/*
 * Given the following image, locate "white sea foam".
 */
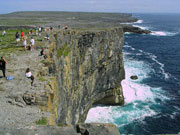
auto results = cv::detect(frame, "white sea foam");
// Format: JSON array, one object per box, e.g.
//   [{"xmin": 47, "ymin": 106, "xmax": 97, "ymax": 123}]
[
  {"xmin": 125, "ymin": 32, "xmax": 132, "ymax": 35},
  {"xmin": 146, "ymin": 52, "xmax": 170, "ymax": 79},
  {"xmin": 121, "ymin": 19, "xmax": 144, "ymax": 25},
  {"xmin": 151, "ymin": 31, "xmax": 177, "ymax": 36},
  {"xmin": 132, "ymin": 24, "xmax": 150, "ymax": 30},
  {"xmin": 135, "ymin": 20, "xmax": 144, "ymax": 24},
  {"xmin": 86, "ymin": 56, "xmax": 169, "ymax": 127}
]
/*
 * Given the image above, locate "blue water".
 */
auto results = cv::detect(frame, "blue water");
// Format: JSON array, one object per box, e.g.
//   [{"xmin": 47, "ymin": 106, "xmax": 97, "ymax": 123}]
[{"xmin": 86, "ymin": 13, "xmax": 180, "ymax": 134}]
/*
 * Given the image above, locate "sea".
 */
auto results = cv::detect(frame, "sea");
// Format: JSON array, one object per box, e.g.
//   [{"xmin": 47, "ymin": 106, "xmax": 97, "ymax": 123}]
[{"xmin": 86, "ymin": 13, "xmax": 180, "ymax": 134}]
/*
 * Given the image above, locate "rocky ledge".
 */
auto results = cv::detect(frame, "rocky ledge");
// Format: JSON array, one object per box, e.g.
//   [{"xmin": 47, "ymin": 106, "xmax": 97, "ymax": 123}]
[
  {"xmin": 123, "ymin": 25, "xmax": 151, "ymax": 34},
  {"xmin": 0, "ymin": 123, "xmax": 119, "ymax": 135}
]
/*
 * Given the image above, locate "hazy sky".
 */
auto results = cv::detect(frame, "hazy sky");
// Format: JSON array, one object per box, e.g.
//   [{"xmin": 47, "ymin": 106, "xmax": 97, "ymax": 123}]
[{"xmin": 0, "ymin": 0, "xmax": 180, "ymax": 14}]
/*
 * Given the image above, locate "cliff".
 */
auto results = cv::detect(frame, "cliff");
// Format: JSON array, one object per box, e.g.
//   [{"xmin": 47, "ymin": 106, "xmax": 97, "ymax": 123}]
[{"xmin": 54, "ymin": 27, "xmax": 125, "ymax": 125}]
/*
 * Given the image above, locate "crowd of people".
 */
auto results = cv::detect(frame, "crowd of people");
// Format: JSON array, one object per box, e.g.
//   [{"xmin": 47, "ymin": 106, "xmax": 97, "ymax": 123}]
[{"xmin": 0, "ymin": 24, "xmax": 69, "ymax": 85}]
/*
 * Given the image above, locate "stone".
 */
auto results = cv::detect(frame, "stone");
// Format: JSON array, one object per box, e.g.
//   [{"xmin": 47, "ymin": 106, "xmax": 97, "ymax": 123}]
[
  {"xmin": 130, "ymin": 75, "xmax": 138, "ymax": 80},
  {"xmin": 123, "ymin": 25, "xmax": 151, "ymax": 34},
  {"xmin": 23, "ymin": 92, "xmax": 36, "ymax": 105},
  {"xmin": 76, "ymin": 123, "xmax": 120, "ymax": 135},
  {"xmin": 55, "ymin": 28, "xmax": 125, "ymax": 125},
  {"xmin": 22, "ymin": 91, "xmax": 48, "ymax": 106},
  {"xmin": 0, "ymin": 126, "xmax": 81, "ymax": 135}
]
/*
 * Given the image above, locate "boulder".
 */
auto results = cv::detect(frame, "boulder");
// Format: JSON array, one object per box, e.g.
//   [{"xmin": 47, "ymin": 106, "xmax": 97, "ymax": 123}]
[{"xmin": 130, "ymin": 75, "xmax": 138, "ymax": 80}]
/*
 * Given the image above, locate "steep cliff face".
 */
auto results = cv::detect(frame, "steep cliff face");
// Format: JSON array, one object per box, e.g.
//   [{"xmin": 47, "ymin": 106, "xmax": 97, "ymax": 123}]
[{"xmin": 55, "ymin": 28, "xmax": 125, "ymax": 125}]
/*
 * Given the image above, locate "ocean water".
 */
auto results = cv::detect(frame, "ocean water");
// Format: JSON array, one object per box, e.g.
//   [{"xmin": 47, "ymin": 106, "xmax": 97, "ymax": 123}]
[{"xmin": 86, "ymin": 13, "xmax": 180, "ymax": 134}]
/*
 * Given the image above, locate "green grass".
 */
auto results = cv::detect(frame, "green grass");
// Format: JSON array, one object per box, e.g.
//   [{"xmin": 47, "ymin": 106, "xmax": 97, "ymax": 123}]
[
  {"xmin": 39, "ymin": 76, "xmax": 46, "ymax": 82},
  {"xmin": 0, "ymin": 29, "xmax": 48, "ymax": 56},
  {"xmin": 57, "ymin": 43, "xmax": 71, "ymax": 58},
  {"xmin": 36, "ymin": 117, "xmax": 48, "ymax": 125}
]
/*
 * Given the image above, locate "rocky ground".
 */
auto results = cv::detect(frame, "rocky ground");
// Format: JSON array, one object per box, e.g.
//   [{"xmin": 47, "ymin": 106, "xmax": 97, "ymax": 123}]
[{"xmin": 0, "ymin": 31, "xmax": 55, "ymax": 128}]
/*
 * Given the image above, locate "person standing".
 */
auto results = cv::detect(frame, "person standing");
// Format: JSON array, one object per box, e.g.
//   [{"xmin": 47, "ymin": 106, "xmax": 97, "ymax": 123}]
[
  {"xmin": 22, "ymin": 37, "xmax": 27, "ymax": 50},
  {"xmin": 21, "ymin": 31, "xmax": 24, "ymax": 40},
  {"xmin": 0, "ymin": 56, "xmax": 7, "ymax": 78},
  {"xmin": 15, "ymin": 32, "xmax": 20, "ymax": 44},
  {"xmin": 25, "ymin": 68, "xmax": 34, "ymax": 86},
  {"xmin": 38, "ymin": 26, "xmax": 42, "ymax": 35},
  {"xmin": 2, "ymin": 30, "xmax": 6, "ymax": 36},
  {"xmin": 30, "ymin": 37, "xmax": 35, "ymax": 51}
]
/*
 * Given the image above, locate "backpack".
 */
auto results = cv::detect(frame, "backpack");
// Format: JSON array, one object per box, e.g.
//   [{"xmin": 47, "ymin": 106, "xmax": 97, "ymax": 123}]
[{"xmin": 6, "ymin": 76, "xmax": 14, "ymax": 80}]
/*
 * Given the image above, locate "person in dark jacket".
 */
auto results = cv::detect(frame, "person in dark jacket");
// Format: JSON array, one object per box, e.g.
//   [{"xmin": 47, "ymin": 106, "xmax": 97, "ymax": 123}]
[
  {"xmin": 0, "ymin": 56, "xmax": 7, "ymax": 78},
  {"xmin": 15, "ymin": 32, "xmax": 20, "ymax": 43}
]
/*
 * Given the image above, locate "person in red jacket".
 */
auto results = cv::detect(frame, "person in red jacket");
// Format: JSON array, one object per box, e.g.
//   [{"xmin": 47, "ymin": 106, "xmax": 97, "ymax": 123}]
[{"xmin": 21, "ymin": 31, "xmax": 24, "ymax": 38}]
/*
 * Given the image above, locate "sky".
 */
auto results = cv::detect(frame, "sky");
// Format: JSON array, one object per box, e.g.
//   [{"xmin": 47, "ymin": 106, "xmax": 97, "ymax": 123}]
[{"xmin": 0, "ymin": 0, "xmax": 180, "ymax": 14}]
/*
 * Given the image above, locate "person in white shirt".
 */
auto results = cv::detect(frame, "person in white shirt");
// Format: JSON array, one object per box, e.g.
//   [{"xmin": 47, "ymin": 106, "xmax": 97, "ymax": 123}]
[
  {"xmin": 2, "ymin": 30, "xmax": 6, "ymax": 36},
  {"xmin": 25, "ymin": 68, "xmax": 34, "ymax": 86},
  {"xmin": 30, "ymin": 37, "xmax": 35, "ymax": 51}
]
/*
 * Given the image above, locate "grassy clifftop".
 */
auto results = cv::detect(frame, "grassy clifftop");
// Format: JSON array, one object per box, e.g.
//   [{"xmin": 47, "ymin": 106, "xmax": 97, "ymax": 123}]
[{"xmin": 0, "ymin": 11, "xmax": 137, "ymax": 28}]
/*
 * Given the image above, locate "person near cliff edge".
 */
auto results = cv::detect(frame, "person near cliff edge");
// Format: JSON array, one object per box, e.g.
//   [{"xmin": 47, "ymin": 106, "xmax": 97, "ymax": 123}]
[
  {"xmin": 2, "ymin": 30, "xmax": 6, "ymax": 36},
  {"xmin": 25, "ymin": 68, "xmax": 34, "ymax": 86},
  {"xmin": 21, "ymin": 31, "xmax": 24, "ymax": 39},
  {"xmin": 0, "ymin": 56, "xmax": 7, "ymax": 78},
  {"xmin": 15, "ymin": 32, "xmax": 20, "ymax": 44},
  {"xmin": 30, "ymin": 37, "xmax": 35, "ymax": 51}
]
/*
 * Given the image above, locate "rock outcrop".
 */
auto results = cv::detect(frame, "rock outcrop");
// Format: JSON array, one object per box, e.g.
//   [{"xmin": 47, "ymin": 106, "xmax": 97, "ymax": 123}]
[
  {"xmin": 0, "ymin": 126, "xmax": 81, "ymax": 135},
  {"xmin": 130, "ymin": 75, "xmax": 138, "ymax": 80},
  {"xmin": 77, "ymin": 123, "xmax": 120, "ymax": 135},
  {"xmin": 54, "ymin": 28, "xmax": 125, "ymax": 125},
  {"xmin": 123, "ymin": 25, "xmax": 151, "ymax": 34}
]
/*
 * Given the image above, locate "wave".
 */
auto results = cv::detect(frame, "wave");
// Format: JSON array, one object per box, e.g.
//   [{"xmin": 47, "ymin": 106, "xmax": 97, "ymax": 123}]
[
  {"xmin": 86, "ymin": 104, "xmax": 157, "ymax": 128},
  {"xmin": 135, "ymin": 20, "xmax": 144, "ymax": 24},
  {"xmin": 146, "ymin": 52, "xmax": 170, "ymax": 80},
  {"xmin": 124, "ymin": 45, "xmax": 171, "ymax": 80},
  {"xmin": 132, "ymin": 24, "xmax": 150, "ymax": 30},
  {"xmin": 86, "ymin": 57, "xmax": 169, "ymax": 130},
  {"xmin": 132, "ymin": 24, "xmax": 178, "ymax": 37},
  {"xmin": 120, "ymin": 19, "xmax": 144, "ymax": 25},
  {"xmin": 124, "ymin": 44, "xmax": 170, "ymax": 80},
  {"xmin": 151, "ymin": 31, "xmax": 178, "ymax": 36}
]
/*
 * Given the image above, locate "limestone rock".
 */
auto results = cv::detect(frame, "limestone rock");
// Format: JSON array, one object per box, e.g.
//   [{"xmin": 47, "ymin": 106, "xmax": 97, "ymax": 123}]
[
  {"xmin": 23, "ymin": 91, "xmax": 48, "ymax": 106},
  {"xmin": 77, "ymin": 123, "xmax": 120, "ymax": 135},
  {"xmin": 123, "ymin": 25, "xmax": 151, "ymax": 34},
  {"xmin": 0, "ymin": 126, "xmax": 81, "ymax": 135},
  {"xmin": 55, "ymin": 28, "xmax": 125, "ymax": 125}
]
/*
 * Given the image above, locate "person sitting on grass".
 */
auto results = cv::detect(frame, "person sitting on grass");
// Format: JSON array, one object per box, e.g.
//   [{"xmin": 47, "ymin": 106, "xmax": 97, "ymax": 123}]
[
  {"xmin": 40, "ymin": 48, "xmax": 48, "ymax": 59},
  {"xmin": 44, "ymin": 34, "xmax": 50, "ymax": 40},
  {"xmin": 0, "ymin": 56, "xmax": 7, "ymax": 78},
  {"xmin": 25, "ymin": 68, "xmax": 34, "ymax": 86}
]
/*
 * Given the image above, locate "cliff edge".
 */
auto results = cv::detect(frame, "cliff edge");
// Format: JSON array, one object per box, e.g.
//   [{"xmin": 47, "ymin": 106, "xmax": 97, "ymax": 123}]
[{"xmin": 54, "ymin": 27, "xmax": 125, "ymax": 125}]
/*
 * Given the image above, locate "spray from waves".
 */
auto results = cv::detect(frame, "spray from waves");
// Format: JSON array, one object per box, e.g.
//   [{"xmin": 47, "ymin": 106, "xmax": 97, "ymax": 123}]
[
  {"xmin": 150, "ymin": 31, "xmax": 178, "ymax": 36},
  {"xmin": 132, "ymin": 24, "xmax": 150, "ymax": 30},
  {"xmin": 121, "ymin": 19, "xmax": 144, "ymax": 25},
  {"xmin": 132, "ymin": 24, "xmax": 178, "ymax": 36},
  {"xmin": 135, "ymin": 20, "xmax": 144, "ymax": 24},
  {"xmin": 86, "ymin": 56, "xmax": 169, "ymax": 130}
]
